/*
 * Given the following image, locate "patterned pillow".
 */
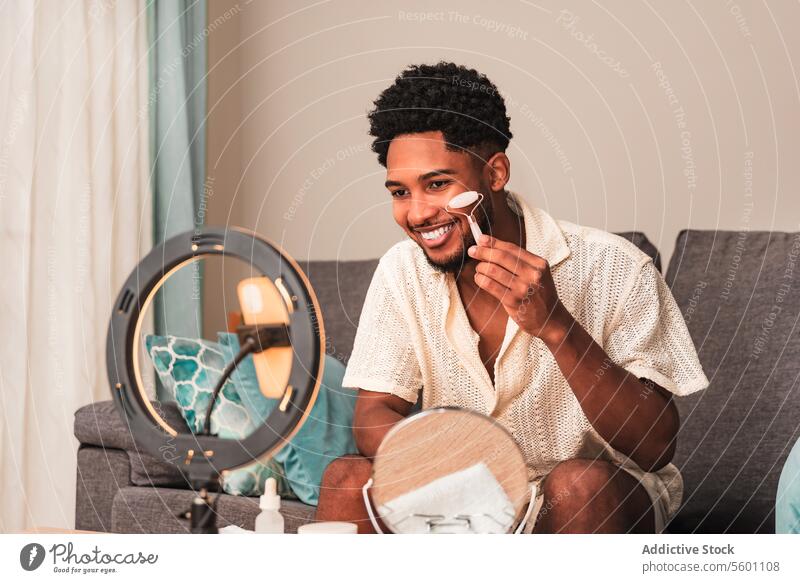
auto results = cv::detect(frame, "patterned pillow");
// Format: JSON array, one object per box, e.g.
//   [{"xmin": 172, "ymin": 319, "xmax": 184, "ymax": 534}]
[{"xmin": 143, "ymin": 334, "xmax": 295, "ymax": 499}]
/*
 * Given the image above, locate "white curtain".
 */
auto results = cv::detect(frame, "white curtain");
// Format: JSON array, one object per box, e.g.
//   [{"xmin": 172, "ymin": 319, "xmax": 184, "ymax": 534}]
[{"xmin": 0, "ymin": 1, "xmax": 152, "ymax": 532}]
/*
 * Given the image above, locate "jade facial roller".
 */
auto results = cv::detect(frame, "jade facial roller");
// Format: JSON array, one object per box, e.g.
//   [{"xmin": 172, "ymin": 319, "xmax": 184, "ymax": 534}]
[{"xmin": 446, "ymin": 190, "xmax": 485, "ymax": 243}]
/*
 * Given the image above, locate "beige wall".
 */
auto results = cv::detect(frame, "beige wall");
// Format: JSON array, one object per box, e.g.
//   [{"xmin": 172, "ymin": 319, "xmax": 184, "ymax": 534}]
[
  {"xmin": 205, "ymin": 0, "xmax": 245, "ymax": 335},
  {"xmin": 205, "ymin": 0, "xmax": 799, "ymax": 330}
]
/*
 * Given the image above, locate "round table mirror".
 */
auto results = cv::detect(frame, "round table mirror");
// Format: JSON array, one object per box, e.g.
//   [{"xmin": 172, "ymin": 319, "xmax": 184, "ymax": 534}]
[{"xmin": 370, "ymin": 407, "xmax": 532, "ymax": 534}]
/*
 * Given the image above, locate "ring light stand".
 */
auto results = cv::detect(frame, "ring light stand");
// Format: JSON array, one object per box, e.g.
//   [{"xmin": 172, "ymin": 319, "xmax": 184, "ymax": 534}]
[{"xmin": 106, "ymin": 227, "xmax": 325, "ymax": 533}]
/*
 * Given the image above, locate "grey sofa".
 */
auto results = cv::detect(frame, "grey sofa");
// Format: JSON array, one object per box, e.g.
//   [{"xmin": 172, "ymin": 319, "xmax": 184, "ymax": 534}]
[{"xmin": 74, "ymin": 229, "xmax": 800, "ymax": 533}]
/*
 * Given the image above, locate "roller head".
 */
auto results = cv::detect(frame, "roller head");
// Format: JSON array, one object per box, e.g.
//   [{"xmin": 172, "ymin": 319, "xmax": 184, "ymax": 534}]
[{"xmin": 447, "ymin": 190, "xmax": 481, "ymax": 209}]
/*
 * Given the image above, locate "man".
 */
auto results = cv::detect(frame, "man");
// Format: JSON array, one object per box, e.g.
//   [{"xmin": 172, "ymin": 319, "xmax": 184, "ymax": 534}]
[{"xmin": 315, "ymin": 62, "xmax": 708, "ymax": 533}]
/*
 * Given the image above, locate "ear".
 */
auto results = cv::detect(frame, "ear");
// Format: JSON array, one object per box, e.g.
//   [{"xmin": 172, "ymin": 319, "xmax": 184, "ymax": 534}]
[{"xmin": 484, "ymin": 152, "xmax": 510, "ymax": 193}]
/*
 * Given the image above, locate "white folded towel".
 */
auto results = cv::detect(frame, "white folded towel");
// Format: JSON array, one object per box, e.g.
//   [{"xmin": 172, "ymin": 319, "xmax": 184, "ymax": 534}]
[{"xmin": 377, "ymin": 462, "xmax": 517, "ymax": 533}]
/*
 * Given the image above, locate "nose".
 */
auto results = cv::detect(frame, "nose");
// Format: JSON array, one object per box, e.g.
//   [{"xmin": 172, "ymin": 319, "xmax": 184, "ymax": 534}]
[{"xmin": 407, "ymin": 194, "xmax": 443, "ymax": 227}]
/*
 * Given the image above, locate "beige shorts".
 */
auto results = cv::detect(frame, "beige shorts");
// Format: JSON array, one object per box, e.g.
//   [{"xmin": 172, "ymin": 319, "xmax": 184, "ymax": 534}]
[{"xmin": 512, "ymin": 467, "xmax": 669, "ymax": 534}]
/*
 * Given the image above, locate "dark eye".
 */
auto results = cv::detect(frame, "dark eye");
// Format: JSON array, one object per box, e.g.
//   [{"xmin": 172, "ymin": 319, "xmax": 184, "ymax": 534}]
[
  {"xmin": 390, "ymin": 189, "xmax": 408, "ymax": 198},
  {"xmin": 429, "ymin": 180, "xmax": 451, "ymax": 190}
]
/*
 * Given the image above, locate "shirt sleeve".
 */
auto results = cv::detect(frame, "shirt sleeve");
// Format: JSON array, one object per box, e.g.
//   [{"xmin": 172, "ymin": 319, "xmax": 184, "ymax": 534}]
[
  {"xmin": 341, "ymin": 258, "xmax": 422, "ymax": 404},
  {"xmin": 603, "ymin": 258, "xmax": 709, "ymax": 397}
]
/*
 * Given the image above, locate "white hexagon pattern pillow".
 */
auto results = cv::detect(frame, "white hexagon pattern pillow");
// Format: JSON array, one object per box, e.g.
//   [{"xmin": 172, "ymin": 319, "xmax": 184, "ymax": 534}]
[{"xmin": 143, "ymin": 334, "xmax": 295, "ymax": 499}]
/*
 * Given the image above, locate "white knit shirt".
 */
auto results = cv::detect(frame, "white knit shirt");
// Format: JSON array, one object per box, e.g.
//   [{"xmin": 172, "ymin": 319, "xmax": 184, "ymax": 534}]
[{"xmin": 342, "ymin": 191, "xmax": 709, "ymax": 520}]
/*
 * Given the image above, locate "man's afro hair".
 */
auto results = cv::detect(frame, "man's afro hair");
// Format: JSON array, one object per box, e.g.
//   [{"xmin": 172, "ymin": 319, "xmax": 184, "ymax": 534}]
[{"xmin": 367, "ymin": 62, "xmax": 512, "ymax": 167}]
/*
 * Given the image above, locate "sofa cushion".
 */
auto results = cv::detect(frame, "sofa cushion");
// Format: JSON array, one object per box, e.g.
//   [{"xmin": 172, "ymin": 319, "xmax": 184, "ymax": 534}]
[
  {"xmin": 111, "ymin": 486, "xmax": 315, "ymax": 534},
  {"xmin": 616, "ymin": 231, "xmax": 663, "ymax": 272},
  {"xmin": 297, "ymin": 259, "xmax": 380, "ymax": 364},
  {"xmin": 665, "ymin": 229, "xmax": 800, "ymax": 533}
]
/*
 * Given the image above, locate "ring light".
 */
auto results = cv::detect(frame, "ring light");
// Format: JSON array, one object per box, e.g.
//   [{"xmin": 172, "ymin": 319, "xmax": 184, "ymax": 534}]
[{"xmin": 105, "ymin": 227, "xmax": 325, "ymax": 532}]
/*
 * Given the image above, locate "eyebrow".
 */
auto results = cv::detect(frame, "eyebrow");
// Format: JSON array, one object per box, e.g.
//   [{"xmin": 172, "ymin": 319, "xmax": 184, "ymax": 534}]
[{"xmin": 384, "ymin": 168, "xmax": 458, "ymax": 188}]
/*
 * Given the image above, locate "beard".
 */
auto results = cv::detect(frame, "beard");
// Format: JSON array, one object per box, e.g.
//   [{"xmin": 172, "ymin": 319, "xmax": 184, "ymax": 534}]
[{"xmin": 422, "ymin": 193, "xmax": 495, "ymax": 276}]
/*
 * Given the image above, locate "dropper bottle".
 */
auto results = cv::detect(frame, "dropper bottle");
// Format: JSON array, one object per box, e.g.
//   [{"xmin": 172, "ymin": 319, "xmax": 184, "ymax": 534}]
[{"xmin": 255, "ymin": 477, "xmax": 284, "ymax": 533}]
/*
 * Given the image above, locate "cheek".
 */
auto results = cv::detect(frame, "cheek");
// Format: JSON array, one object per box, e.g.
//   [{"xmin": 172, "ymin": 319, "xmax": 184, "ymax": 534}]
[
  {"xmin": 392, "ymin": 201, "xmax": 409, "ymax": 230},
  {"xmin": 455, "ymin": 216, "xmax": 474, "ymax": 238}
]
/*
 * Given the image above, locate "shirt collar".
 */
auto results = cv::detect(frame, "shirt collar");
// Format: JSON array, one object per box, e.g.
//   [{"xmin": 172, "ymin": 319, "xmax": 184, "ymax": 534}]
[{"xmin": 505, "ymin": 190, "xmax": 571, "ymax": 268}]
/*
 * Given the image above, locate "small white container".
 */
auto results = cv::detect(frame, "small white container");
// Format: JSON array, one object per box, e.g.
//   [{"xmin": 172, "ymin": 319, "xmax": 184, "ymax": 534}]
[
  {"xmin": 297, "ymin": 521, "xmax": 358, "ymax": 534},
  {"xmin": 255, "ymin": 477, "xmax": 284, "ymax": 534}
]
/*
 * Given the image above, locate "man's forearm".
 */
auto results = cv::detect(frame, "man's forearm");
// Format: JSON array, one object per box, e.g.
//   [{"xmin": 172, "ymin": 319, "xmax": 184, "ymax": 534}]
[{"xmin": 540, "ymin": 306, "xmax": 679, "ymax": 472}]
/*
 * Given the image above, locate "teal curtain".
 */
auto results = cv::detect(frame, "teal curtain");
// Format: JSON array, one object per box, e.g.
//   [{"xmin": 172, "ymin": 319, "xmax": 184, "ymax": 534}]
[
  {"xmin": 147, "ymin": 0, "xmax": 206, "ymax": 351},
  {"xmin": 147, "ymin": 0, "xmax": 207, "ymax": 401}
]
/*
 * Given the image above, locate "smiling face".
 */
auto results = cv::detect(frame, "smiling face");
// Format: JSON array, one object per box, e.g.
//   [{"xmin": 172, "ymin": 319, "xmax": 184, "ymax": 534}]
[{"xmin": 385, "ymin": 131, "xmax": 496, "ymax": 274}]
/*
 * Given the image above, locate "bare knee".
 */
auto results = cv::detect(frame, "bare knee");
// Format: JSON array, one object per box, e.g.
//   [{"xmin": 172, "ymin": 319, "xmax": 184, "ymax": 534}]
[
  {"xmin": 320, "ymin": 454, "xmax": 372, "ymax": 493},
  {"xmin": 542, "ymin": 458, "xmax": 619, "ymax": 501},
  {"xmin": 316, "ymin": 454, "xmax": 378, "ymax": 533},
  {"xmin": 536, "ymin": 458, "xmax": 654, "ymax": 533}
]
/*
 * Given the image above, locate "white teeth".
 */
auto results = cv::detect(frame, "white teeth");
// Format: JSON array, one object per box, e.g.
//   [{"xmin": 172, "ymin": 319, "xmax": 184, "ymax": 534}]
[{"xmin": 421, "ymin": 223, "xmax": 454, "ymax": 241}]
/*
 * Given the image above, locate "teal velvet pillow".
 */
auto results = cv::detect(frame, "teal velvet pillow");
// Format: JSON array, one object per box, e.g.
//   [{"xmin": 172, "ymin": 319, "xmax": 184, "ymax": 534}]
[
  {"xmin": 218, "ymin": 333, "xmax": 359, "ymax": 506},
  {"xmin": 143, "ymin": 334, "xmax": 295, "ymax": 499}
]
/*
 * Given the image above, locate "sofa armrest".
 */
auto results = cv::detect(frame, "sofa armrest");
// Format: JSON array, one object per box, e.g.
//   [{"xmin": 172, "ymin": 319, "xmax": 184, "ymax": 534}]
[
  {"xmin": 74, "ymin": 399, "xmax": 189, "ymax": 450},
  {"xmin": 74, "ymin": 400, "xmax": 136, "ymax": 450},
  {"xmin": 75, "ymin": 445, "xmax": 133, "ymax": 532},
  {"xmin": 74, "ymin": 399, "xmax": 190, "ymax": 488}
]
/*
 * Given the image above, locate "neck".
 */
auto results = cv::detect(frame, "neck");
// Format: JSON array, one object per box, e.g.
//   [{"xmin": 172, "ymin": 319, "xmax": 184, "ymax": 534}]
[{"xmin": 456, "ymin": 190, "xmax": 525, "ymax": 292}]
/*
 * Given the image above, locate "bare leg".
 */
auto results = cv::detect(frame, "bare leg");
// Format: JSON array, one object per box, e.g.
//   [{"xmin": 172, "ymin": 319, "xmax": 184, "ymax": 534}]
[
  {"xmin": 316, "ymin": 454, "xmax": 389, "ymax": 534},
  {"xmin": 533, "ymin": 458, "xmax": 656, "ymax": 534}
]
